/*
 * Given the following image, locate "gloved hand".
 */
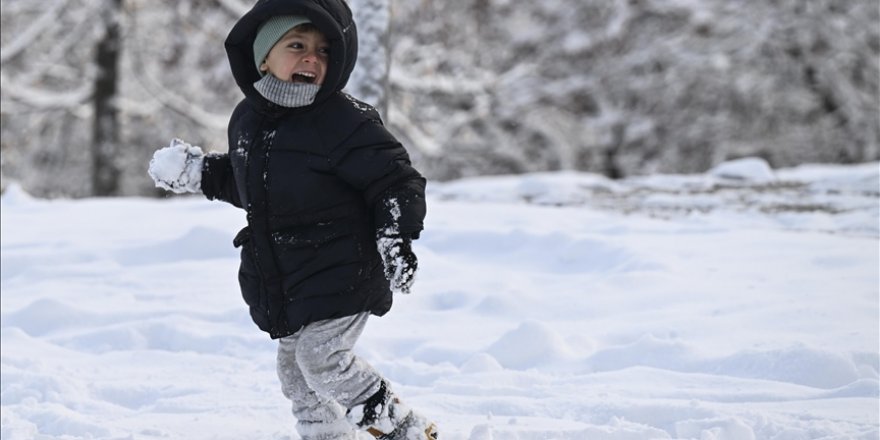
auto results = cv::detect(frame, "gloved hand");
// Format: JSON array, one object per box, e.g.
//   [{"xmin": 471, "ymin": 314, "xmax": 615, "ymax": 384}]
[
  {"xmin": 377, "ymin": 233, "xmax": 418, "ymax": 294},
  {"xmin": 147, "ymin": 138, "xmax": 204, "ymax": 194}
]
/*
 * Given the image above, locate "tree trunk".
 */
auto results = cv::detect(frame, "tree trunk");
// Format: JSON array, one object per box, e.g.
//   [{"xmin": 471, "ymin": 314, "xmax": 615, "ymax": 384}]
[
  {"xmin": 92, "ymin": 0, "xmax": 122, "ymax": 196},
  {"xmin": 348, "ymin": 0, "xmax": 391, "ymax": 120}
]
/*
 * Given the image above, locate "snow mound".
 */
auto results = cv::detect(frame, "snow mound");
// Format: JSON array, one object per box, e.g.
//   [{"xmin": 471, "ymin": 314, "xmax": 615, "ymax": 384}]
[
  {"xmin": 586, "ymin": 334, "xmax": 693, "ymax": 372},
  {"xmin": 423, "ymin": 229, "xmax": 659, "ymax": 275},
  {"xmin": 486, "ymin": 320, "xmax": 572, "ymax": 369},
  {"xmin": 709, "ymin": 157, "xmax": 775, "ymax": 183},
  {"xmin": 114, "ymin": 226, "xmax": 236, "ymax": 265},
  {"xmin": 2, "ymin": 298, "xmax": 100, "ymax": 337},
  {"xmin": 710, "ymin": 345, "xmax": 862, "ymax": 389},
  {"xmin": 430, "ymin": 161, "xmax": 878, "ymax": 236},
  {"xmin": 0, "ymin": 183, "xmax": 36, "ymax": 206},
  {"xmin": 460, "ymin": 353, "xmax": 504, "ymax": 374},
  {"xmin": 675, "ymin": 417, "xmax": 755, "ymax": 440}
]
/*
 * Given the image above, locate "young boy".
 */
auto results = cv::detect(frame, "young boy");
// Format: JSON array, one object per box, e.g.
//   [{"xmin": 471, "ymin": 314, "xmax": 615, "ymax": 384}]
[{"xmin": 147, "ymin": 1, "xmax": 437, "ymax": 439}]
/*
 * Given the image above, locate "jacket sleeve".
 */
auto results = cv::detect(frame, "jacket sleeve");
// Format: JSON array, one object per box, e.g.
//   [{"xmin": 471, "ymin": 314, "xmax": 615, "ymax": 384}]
[
  {"xmin": 329, "ymin": 120, "xmax": 426, "ymax": 238},
  {"xmin": 201, "ymin": 153, "xmax": 243, "ymax": 209},
  {"xmin": 201, "ymin": 101, "xmax": 247, "ymax": 209}
]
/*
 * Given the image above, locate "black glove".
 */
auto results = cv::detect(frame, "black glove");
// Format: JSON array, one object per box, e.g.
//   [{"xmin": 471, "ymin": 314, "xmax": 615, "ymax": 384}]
[{"xmin": 377, "ymin": 234, "xmax": 418, "ymax": 294}]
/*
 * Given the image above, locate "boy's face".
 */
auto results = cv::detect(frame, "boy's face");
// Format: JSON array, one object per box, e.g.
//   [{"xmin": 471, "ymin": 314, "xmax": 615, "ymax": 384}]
[{"xmin": 259, "ymin": 26, "xmax": 328, "ymax": 85}]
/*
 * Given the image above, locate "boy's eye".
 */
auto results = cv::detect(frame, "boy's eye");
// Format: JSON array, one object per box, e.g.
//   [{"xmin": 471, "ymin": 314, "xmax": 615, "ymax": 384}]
[
  {"xmin": 319, "ymin": 47, "xmax": 330, "ymax": 55},
  {"xmin": 288, "ymin": 42, "xmax": 304, "ymax": 49}
]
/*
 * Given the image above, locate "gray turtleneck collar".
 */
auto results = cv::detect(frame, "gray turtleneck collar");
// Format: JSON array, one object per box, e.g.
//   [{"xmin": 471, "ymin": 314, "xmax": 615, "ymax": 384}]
[{"xmin": 254, "ymin": 74, "xmax": 321, "ymax": 108}]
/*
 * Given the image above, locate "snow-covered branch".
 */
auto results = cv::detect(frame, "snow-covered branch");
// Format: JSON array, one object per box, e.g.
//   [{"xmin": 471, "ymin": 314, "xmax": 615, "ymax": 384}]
[
  {"xmin": 135, "ymin": 75, "xmax": 229, "ymax": 130},
  {"xmin": 390, "ymin": 68, "xmax": 491, "ymax": 96},
  {"xmin": 0, "ymin": 0, "xmax": 70, "ymax": 64},
  {"xmin": 388, "ymin": 105, "xmax": 442, "ymax": 154},
  {"xmin": 126, "ymin": 39, "xmax": 229, "ymax": 130},
  {"xmin": 0, "ymin": 71, "xmax": 93, "ymax": 110},
  {"xmin": 0, "ymin": 0, "xmax": 877, "ymax": 197},
  {"xmin": 215, "ymin": 0, "xmax": 250, "ymax": 17}
]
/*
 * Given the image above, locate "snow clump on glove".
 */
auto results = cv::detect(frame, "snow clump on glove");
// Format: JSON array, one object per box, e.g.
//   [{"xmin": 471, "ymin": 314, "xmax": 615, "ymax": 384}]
[
  {"xmin": 378, "ymin": 233, "xmax": 418, "ymax": 294},
  {"xmin": 377, "ymin": 197, "xmax": 419, "ymax": 294},
  {"xmin": 148, "ymin": 138, "xmax": 204, "ymax": 194}
]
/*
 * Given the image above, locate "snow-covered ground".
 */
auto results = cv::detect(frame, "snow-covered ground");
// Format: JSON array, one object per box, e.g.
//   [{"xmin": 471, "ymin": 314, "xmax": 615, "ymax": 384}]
[{"xmin": 2, "ymin": 159, "xmax": 879, "ymax": 440}]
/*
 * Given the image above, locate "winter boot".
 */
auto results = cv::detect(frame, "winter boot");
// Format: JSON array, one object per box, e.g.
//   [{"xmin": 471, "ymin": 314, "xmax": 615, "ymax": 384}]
[
  {"xmin": 347, "ymin": 382, "xmax": 438, "ymax": 440},
  {"xmin": 375, "ymin": 411, "xmax": 439, "ymax": 440}
]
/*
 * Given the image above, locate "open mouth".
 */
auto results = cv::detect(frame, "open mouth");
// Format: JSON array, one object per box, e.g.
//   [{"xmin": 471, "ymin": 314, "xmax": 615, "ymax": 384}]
[{"xmin": 291, "ymin": 72, "xmax": 317, "ymax": 84}]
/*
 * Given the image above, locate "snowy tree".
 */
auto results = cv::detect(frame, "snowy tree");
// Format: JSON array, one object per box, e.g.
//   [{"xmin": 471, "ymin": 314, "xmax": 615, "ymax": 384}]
[
  {"xmin": 1, "ymin": 0, "xmax": 878, "ymax": 196},
  {"xmin": 347, "ymin": 0, "xmax": 392, "ymax": 119},
  {"xmin": 1, "ymin": 0, "xmax": 240, "ymax": 197},
  {"xmin": 1, "ymin": 0, "xmax": 100, "ymax": 197},
  {"xmin": 385, "ymin": 0, "xmax": 880, "ymax": 180}
]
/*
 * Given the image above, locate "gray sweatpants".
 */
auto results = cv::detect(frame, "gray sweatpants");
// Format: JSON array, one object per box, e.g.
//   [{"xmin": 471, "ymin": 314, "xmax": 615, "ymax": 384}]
[{"xmin": 277, "ymin": 312, "xmax": 384, "ymax": 440}]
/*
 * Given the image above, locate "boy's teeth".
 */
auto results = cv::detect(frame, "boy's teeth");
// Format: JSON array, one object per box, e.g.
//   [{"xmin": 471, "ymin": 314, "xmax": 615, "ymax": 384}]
[{"xmin": 291, "ymin": 72, "xmax": 316, "ymax": 83}]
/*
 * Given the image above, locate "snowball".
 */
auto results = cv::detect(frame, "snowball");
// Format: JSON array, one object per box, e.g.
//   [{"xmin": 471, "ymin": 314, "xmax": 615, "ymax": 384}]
[{"xmin": 147, "ymin": 138, "xmax": 204, "ymax": 194}]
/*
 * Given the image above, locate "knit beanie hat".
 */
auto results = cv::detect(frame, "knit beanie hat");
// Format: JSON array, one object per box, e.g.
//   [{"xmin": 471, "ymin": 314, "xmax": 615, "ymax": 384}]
[{"xmin": 253, "ymin": 15, "xmax": 311, "ymax": 73}]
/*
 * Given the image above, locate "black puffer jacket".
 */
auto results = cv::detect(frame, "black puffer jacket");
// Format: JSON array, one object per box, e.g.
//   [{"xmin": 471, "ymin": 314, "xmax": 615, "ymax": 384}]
[{"xmin": 201, "ymin": 0, "xmax": 426, "ymax": 339}]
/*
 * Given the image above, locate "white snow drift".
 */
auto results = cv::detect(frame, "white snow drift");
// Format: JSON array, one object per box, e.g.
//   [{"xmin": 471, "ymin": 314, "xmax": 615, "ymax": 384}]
[{"xmin": 1, "ymin": 159, "xmax": 878, "ymax": 439}]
